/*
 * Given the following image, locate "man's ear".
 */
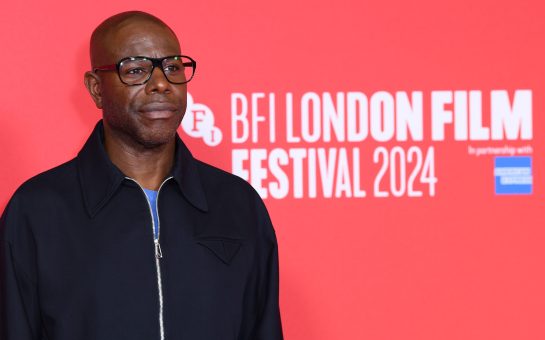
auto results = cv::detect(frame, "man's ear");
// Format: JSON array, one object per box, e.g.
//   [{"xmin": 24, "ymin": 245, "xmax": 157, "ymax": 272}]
[{"xmin": 84, "ymin": 71, "xmax": 103, "ymax": 109}]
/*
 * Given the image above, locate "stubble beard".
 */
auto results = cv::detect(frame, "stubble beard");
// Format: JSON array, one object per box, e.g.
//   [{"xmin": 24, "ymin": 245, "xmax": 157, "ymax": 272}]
[{"xmin": 102, "ymin": 103, "xmax": 183, "ymax": 151}]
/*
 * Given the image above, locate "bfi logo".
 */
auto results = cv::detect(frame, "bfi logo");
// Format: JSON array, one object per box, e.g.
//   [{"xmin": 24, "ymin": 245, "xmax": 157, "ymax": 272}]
[{"xmin": 181, "ymin": 93, "xmax": 223, "ymax": 146}]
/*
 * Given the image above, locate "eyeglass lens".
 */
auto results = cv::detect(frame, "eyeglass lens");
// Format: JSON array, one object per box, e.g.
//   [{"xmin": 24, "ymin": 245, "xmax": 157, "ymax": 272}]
[{"xmin": 119, "ymin": 56, "xmax": 194, "ymax": 85}]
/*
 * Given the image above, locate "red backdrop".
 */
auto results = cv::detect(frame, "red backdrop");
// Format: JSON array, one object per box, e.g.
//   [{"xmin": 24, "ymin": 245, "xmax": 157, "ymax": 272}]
[{"xmin": 1, "ymin": 1, "xmax": 544, "ymax": 339}]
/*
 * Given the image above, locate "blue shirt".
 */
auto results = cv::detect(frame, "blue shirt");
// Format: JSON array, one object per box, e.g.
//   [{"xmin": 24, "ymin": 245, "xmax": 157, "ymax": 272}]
[{"xmin": 143, "ymin": 188, "xmax": 159, "ymax": 239}]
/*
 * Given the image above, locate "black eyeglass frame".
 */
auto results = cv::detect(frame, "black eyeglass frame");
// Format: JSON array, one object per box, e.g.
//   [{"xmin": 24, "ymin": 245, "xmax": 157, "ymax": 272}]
[{"xmin": 93, "ymin": 55, "xmax": 197, "ymax": 86}]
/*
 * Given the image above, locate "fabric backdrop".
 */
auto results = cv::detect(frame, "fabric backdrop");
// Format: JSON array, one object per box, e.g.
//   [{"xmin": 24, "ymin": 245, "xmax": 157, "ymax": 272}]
[{"xmin": 1, "ymin": 1, "xmax": 544, "ymax": 339}]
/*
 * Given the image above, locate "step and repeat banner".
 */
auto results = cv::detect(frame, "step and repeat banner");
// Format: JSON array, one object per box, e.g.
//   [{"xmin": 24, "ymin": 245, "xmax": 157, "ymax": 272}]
[{"xmin": 1, "ymin": 1, "xmax": 544, "ymax": 339}]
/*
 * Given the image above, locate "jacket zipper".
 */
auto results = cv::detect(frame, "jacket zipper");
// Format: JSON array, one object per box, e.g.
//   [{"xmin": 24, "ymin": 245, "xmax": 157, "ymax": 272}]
[{"xmin": 126, "ymin": 176, "xmax": 173, "ymax": 340}]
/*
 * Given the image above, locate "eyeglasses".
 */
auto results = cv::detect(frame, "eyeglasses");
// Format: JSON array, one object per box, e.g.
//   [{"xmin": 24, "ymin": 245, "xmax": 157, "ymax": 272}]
[{"xmin": 93, "ymin": 55, "xmax": 196, "ymax": 86}]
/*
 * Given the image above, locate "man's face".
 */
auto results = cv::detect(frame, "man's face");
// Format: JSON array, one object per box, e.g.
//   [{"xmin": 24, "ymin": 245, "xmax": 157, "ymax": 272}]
[{"xmin": 94, "ymin": 21, "xmax": 186, "ymax": 148}]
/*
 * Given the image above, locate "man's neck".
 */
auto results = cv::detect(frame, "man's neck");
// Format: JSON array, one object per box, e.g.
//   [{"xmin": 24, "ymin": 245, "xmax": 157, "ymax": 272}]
[{"xmin": 104, "ymin": 130, "xmax": 175, "ymax": 191}]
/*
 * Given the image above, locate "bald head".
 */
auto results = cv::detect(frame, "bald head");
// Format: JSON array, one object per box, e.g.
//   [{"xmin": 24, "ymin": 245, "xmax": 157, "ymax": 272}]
[{"xmin": 90, "ymin": 11, "xmax": 180, "ymax": 68}]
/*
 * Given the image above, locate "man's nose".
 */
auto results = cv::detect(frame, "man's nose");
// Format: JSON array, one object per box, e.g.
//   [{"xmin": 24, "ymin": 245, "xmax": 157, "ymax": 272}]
[{"xmin": 145, "ymin": 66, "xmax": 171, "ymax": 93}]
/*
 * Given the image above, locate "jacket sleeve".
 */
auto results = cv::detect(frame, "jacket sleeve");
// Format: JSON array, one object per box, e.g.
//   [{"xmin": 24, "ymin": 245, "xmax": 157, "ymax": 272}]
[
  {"xmin": 252, "ymin": 200, "xmax": 283, "ymax": 340},
  {"xmin": 254, "ymin": 235, "xmax": 283, "ymax": 340},
  {"xmin": 0, "ymin": 195, "xmax": 42, "ymax": 340}
]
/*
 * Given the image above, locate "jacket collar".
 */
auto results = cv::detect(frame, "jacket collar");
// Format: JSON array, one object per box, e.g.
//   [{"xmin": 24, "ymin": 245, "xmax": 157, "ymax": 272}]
[{"xmin": 77, "ymin": 120, "xmax": 208, "ymax": 217}]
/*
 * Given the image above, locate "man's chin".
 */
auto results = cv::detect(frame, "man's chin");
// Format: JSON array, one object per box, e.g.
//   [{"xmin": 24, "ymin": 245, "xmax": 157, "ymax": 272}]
[
  {"xmin": 137, "ymin": 131, "xmax": 177, "ymax": 149},
  {"xmin": 103, "ymin": 117, "xmax": 180, "ymax": 150},
  {"xmin": 137, "ymin": 117, "xmax": 182, "ymax": 146}
]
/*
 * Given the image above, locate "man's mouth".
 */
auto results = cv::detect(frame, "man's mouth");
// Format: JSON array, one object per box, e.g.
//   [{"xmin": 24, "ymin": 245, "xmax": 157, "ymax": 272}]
[{"xmin": 139, "ymin": 103, "xmax": 179, "ymax": 119}]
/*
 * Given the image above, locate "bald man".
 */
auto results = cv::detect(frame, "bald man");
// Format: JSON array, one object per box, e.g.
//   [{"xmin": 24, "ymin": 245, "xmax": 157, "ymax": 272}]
[{"xmin": 0, "ymin": 11, "xmax": 283, "ymax": 340}]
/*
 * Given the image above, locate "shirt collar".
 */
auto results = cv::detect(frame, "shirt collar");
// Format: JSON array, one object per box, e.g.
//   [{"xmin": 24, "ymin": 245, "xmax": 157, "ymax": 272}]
[{"xmin": 76, "ymin": 120, "xmax": 208, "ymax": 217}]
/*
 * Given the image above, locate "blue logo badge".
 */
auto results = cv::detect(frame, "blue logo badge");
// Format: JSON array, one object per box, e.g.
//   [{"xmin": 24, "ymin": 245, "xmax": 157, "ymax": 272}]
[{"xmin": 494, "ymin": 156, "xmax": 532, "ymax": 195}]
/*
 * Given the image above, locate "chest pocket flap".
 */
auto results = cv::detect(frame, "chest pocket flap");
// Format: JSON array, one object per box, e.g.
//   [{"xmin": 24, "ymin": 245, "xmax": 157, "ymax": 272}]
[{"xmin": 197, "ymin": 239, "xmax": 242, "ymax": 265}]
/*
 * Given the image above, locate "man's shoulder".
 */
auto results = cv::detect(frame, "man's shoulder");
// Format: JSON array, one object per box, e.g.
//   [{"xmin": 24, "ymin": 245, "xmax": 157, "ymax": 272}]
[
  {"xmin": 12, "ymin": 158, "xmax": 78, "ymax": 200},
  {"xmin": 194, "ymin": 159, "xmax": 259, "ymax": 199},
  {"xmin": 1, "ymin": 159, "xmax": 79, "ymax": 241},
  {"xmin": 192, "ymin": 158, "xmax": 276, "ymax": 241}
]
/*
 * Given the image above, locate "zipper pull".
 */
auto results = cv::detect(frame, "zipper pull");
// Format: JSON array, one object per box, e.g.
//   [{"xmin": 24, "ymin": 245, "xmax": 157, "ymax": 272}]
[{"xmin": 155, "ymin": 240, "xmax": 163, "ymax": 259}]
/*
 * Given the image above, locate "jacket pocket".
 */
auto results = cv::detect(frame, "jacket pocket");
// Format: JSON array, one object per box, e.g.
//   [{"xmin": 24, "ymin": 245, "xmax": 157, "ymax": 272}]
[{"xmin": 196, "ymin": 238, "xmax": 242, "ymax": 265}]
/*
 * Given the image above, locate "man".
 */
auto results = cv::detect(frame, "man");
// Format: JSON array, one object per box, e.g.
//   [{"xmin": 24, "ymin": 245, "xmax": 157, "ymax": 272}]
[{"xmin": 0, "ymin": 11, "xmax": 283, "ymax": 340}]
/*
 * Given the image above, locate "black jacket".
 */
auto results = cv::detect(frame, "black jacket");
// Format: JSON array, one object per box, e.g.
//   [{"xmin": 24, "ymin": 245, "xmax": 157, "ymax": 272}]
[{"xmin": 0, "ymin": 121, "xmax": 283, "ymax": 340}]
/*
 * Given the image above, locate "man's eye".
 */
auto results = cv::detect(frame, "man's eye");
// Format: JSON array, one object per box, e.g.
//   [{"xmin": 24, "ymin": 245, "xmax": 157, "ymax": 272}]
[
  {"xmin": 126, "ymin": 67, "xmax": 147, "ymax": 75},
  {"xmin": 164, "ymin": 64, "xmax": 181, "ymax": 73}
]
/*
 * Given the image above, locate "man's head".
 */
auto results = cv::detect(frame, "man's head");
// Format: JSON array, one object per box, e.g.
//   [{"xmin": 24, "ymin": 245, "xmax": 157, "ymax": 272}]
[{"xmin": 85, "ymin": 11, "xmax": 189, "ymax": 149}]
